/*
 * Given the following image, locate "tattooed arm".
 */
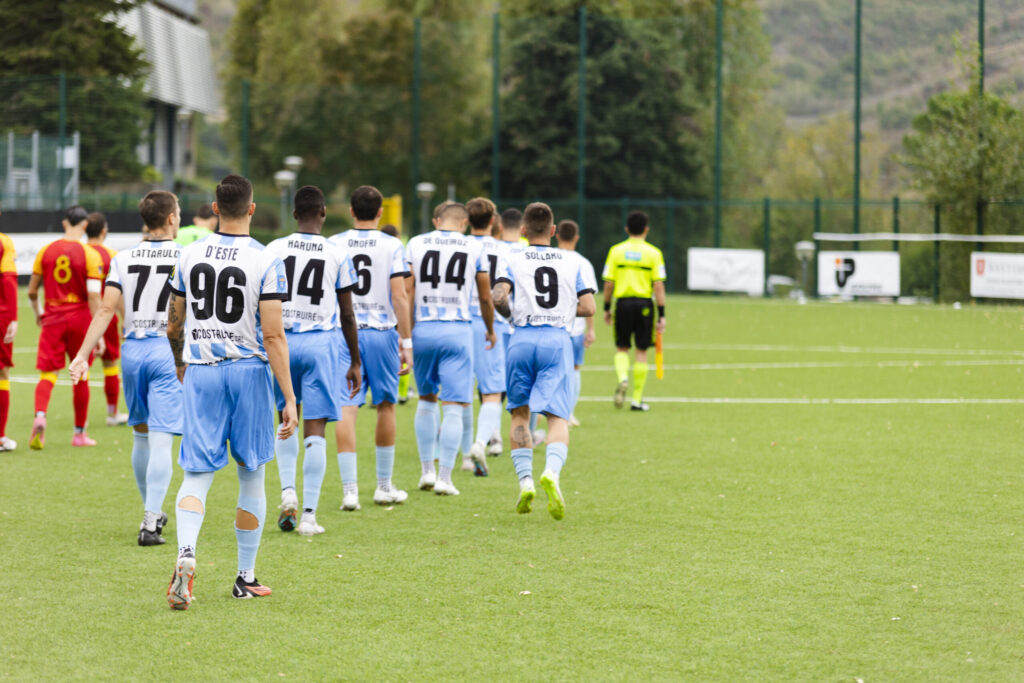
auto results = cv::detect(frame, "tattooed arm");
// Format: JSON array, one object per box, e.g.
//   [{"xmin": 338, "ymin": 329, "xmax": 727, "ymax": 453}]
[
  {"xmin": 166, "ymin": 291, "xmax": 187, "ymax": 382},
  {"xmin": 491, "ymin": 281, "xmax": 512, "ymax": 320}
]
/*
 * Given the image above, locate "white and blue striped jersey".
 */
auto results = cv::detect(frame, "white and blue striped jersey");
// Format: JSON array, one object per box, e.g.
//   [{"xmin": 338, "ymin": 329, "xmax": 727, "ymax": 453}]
[
  {"xmin": 329, "ymin": 229, "xmax": 408, "ymax": 330},
  {"xmin": 564, "ymin": 250, "xmax": 598, "ymax": 337},
  {"xmin": 405, "ymin": 230, "xmax": 487, "ymax": 323},
  {"xmin": 496, "ymin": 244, "xmax": 595, "ymax": 333},
  {"xmin": 106, "ymin": 239, "xmax": 181, "ymax": 339},
  {"xmin": 468, "ymin": 234, "xmax": 502, "ymax": 318},
  {"xmin": 265, "ymin": 232, "xmax": 356, "ymax": 333},
  {"xmin": 494, "ymin": 240, "xmax": 522, "ymax": 325},
  {"xmin": 169, "ymin": 233, "xmax": 288, "ymax": 364}
]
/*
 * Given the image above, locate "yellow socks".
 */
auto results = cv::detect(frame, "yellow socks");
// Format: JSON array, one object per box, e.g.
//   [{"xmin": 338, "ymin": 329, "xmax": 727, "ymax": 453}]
[
  {"xmin": 632, "ymin": 362, "xmax": 648, "ymax": 404},
  {"xmin": 614, "ymin": 352, "xmax": 630, "ymax": 384}
]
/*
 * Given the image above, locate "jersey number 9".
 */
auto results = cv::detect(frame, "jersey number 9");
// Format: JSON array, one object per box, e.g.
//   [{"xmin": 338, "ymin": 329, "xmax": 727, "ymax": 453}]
[{"xmin": 534, "ymin": 266, "xmax": 559, "ymax": 309}]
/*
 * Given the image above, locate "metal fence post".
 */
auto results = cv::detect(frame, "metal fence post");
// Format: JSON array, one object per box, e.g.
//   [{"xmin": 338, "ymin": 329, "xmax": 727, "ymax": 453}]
[
  {"xmin": 58, "ymin": 72, "xmax": 67, "ymax": 209},
  {"xmin": 853, "ymin": 0, "xmax": 862, "ymax": 249},
  {"xmin": 411, "ymin": 17, "xmax": 422, "ymax": 203},
  {"xmin": 576, "ymin": 7, "xmax": 587, "ymax": 231},
  {"xmin": 892, "ymin": 196, "xmax": 900, "ymax": 252},
  {"xmin": 713, "ymin": 0, "xmax": 724, "ymax": 249},
  {"xmin": 813, "ymin": 197, "xmax": 821, "ymax": 298},
  {"xmin": 240, "ymin": 79, "xmax": 250, "ymax": 178},
  {"xmin": 491, "ymin": 12, "xmax": 500, "ymax": 202},
  {"xmin": 666, "ymin": 197, "xmax": 675, "ymax": 292},
  {"xmin": 933, "ymin": 204, "xmax": 941, "ymax": 301},
  {"xmin": 762, "ymin": 197, "xmax": 771, "ymax": 298}
]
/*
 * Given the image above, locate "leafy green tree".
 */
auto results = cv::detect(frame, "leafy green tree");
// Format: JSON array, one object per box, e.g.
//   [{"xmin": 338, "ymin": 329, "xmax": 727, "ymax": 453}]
[{"xmin": 0, "ymin": 0, "xmax": 148, "ymax": 183}]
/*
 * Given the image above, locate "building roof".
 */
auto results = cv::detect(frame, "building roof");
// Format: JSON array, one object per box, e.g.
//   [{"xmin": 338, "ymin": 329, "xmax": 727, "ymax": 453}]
[{"xmin": 119, "ymin": 3, "xmax": 219, "ymax": 116}]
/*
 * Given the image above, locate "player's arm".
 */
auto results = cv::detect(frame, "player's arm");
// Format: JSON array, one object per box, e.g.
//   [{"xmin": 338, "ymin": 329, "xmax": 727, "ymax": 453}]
[
  {"xmin": 260, "ymin": 298, "xmax": 298, "ymax": 440},
  {"xmin": 166, "ymin": 292, "xmax": 187, "ymax": 381},
  {"xmin": 584, "ymin": 313, "xmax": 596, "ymax": 348},
  {"xmin": 653, "ymin": 280, "xmax": 666, "ymax": 333},
  {"xmin": 475, "ymin": 271, "xmax": 495, "ymax": 349},
  {"xmin": 602, "ymin": 279, "xmax": 614, "ymax": 325},
  {"xmin": 335, "ymin": 288, "xmax": 362, "ymax": 397},
  {"xmin": 390, "ymin": 275, "xmax": 413, "ymax": 372},
  {"xmin": 69, "ymin": 286, "xmax": 122, "ymax": 382},
  {"xmin": 491, "ymin": 281, "xmax": 512, "ymax": 319},
  {"xmin": 27, "ymin": 273, "xmax": 42, "ymax": 327},
  {"xmin": 404, "ymin": 272, "xmax": 416, "ymax": 332}
]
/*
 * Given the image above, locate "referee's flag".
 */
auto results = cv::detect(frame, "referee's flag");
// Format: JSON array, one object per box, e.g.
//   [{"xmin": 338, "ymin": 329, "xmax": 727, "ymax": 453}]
[{"xmin": 655, "ymin": 331, "xmax": 664, "ymax": 379}]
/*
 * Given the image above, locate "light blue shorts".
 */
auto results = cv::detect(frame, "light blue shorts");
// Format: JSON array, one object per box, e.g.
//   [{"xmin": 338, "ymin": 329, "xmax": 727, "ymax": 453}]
[
  {"xmin": 412, "ymin": 320, "xmax": 473, "ymax": 403},
  {"xmin": 274, "ymin": 330, "xmax": 339, "ymax": 421},
  {"xmin": 505, "ymin": 326, "xmax": 573, "ymax": 420},
  {"xmin": 356, "ymin": 327, "xmax": 400, "ymax": 406},
  {"xmin": 472, "ymin": 316, "xmax": 506, "ymax": 395},
  {"xmin": 121, "ymin": 336, "xmax": 183, "ymax": 434},
  {"xmin": 571, "ymin": 334, "xmax": 585, "ymax": 367},
  {"xmin": 179, "ymin": 358, "xmax": 275, "ymax": 473}
]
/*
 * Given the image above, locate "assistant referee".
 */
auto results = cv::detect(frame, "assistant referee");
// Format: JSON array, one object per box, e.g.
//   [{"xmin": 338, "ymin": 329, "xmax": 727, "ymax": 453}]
[{"xmin": 601, "ymin": 210, "xmax": 666, "ymax": 411}]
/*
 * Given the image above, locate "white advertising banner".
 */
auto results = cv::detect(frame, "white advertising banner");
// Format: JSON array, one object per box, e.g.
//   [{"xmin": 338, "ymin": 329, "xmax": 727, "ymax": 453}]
[
  {"xmin": 9, "ymin": 233, "xmax": 145, "ymax": 276},
  {"xmin": 970, "ymin": 251, "xmax": 1024, "ymax": 299},
  {"xmin": 817, "ymin": 251, "xmax": 900, "ymax": 297},
  {"xmin": 687, "ymin": 247, "xmax": 764, "ymax": 296}
]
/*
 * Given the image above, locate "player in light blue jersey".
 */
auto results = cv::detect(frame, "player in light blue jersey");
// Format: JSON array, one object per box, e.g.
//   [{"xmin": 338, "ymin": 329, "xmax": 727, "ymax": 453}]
[
  {"xmin": 70, "ymin": 190, "xmax": 183, "ymax": 547},
  {"xmin": 330, "ymin": 186, "xmax": 413, "ymax": 511},
  {"xmin": 164, "ymin": 175, "xmax": 298, "ymax": 610},
  {"xmin": 405, "ymin": 202, "xmax": 495, "ymax": 496},
  {"xmin": 460, "ymin": 197, "xmax": 506, "ymax": 476},
  {"xmin": 492, "ymin": 203, "xmax": 596, "ymax": 520},
  {"xmin": 556, "ymin": 220, "xmax": 597, "ymax": 425},
  {"xmin": 266, "ymin": 186, "xmax": 361, "ymax": 536}
]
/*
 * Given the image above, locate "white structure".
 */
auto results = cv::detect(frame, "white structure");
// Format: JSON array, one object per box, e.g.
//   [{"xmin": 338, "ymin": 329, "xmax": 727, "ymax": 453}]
[{"xmin": 119, "ymin": 0, "xmax": 218, "ymax": 186}]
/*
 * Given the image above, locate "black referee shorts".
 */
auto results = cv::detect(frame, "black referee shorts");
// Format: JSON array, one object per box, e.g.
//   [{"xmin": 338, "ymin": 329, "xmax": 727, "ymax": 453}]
[{"xmin": 614, "ymin": 297, "xmax": 654, "ymax": 350}]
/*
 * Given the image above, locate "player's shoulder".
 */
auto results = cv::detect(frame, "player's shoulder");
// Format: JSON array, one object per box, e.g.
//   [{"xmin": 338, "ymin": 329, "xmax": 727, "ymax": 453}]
[{"xmin": 0, "ymin": 232, "xmax": 14, "ymax": 249}]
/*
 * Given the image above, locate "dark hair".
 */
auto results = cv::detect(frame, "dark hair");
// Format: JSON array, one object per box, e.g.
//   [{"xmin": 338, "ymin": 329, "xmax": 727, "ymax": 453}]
[
  {"xmin": 522, "ymin": 202, "xmax": 554, "ymax": 237},
  {"xmin": 350, "ymin": 185, "xmax": 383, "ymax": 221},
  {"xmin": 294, "ymin": 185, "xmax": 326, "ymax": 221},
  {"xmin": 556, "ymin": 219, "xmax": 578, "ymax": 242},
  {"xmin": 435, "ymin": 202, "xmax": 468, "ymax": 224},
  {"xmin": 380, "ymin": 223, "xmax": 399, "ymax": 238},
  {"xmin": 500, "ymin": 208, "xmax": 522, "ymax": 232},
  {"xmin": 85, "ymin": 211, "xmax": 107, "ymax": 238},
  {"xmin": 196, "ymin": 204, "xmax": 214, "ymax": 220},
  {"xmin": 432, "ymin": 200, "xmax": 459, "ymax": 219},
  {"xmin": 466, "ymin": 197, "xmax": 496, "ymax": 230},
  {"xmin": 215, "ymin": 174, "xmax": 253, "ymax": 219},
  {"xmin": 626, "ymin": 210, "xmax": 648, "ymax": 235},
  {"xmin": 64, "ymin": 205, "xmax": 88, "ymax": 226},
  {"xmin": 139, "ymin": 191, "xmax": 178, "ymax": 230}
]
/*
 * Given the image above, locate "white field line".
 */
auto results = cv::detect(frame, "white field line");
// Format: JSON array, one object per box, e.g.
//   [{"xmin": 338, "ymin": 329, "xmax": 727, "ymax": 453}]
[
  {"xmin": 658, "ymin": 343, "xmax": 1024, "ymax": 357},
  {"xmin": 8, "ymin": 374, "xmax": 104, "ymax": 388},
  {"xmin": 577, "ymin": 395, "xmax": 1024, "ymax": 405},
  {"xmin": 581, "ymin": 359, "xmax": 1024, "ymax": 371}
]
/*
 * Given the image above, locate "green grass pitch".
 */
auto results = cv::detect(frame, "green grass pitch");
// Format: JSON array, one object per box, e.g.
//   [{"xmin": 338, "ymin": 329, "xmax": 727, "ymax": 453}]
[{"xmin": 2, "ymin": 293, "xmax": 1023, "ymax": 680}]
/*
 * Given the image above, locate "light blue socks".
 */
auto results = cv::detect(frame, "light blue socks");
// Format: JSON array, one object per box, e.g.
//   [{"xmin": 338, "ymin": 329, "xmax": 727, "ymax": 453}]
[
  {"xmin": 276, "ymin": 431, "xmax": 299, "ymax": 491},
  {"xmin": 376, "ymin": 445, "xmax": 395, "ymax": 480},
  {"xmin": 511, "ymin": 447, "xmax": 533, "ymax": 481},
  {"xmin": 573, "ymin": 369, "xmax": 582, "ymax": 412},
  {"xmin": 175, "ymin": 470, "xmax": 215, "ymax": 553},
  {"xmin": 337, "ymin": 450, "xmax": 357, "ymax": 486},
  {"xmin": 236, "ymin": 464, "xmax": 266, "ymax": 573},
  {"xmin": 145, "ymin": 431, "xmax": 174, "ymax": 514},
  {"xmin": 475, "ymin": 402, "xmax": 502, "ymax": 447},
  {"xmin": 415, "ymin": 401, "xmax": 440, "ymax": 463},
  {"xmin": 131, "ymin": 431, "xmax": 149, "ymax": 500},
  {"xmin": 303, "ymin": 436, "xmax": 326, "ymax": 512},
  {"xmin": 545, "ymin": 442, "xmax": 568, "ymax": 476},
  {"xmin": 461, "ymin": 403, "xmax": 474, "ymax": 455},
  {"xmin": 438, "ymin": 404, "xmax": 464, "ymax": 469}
]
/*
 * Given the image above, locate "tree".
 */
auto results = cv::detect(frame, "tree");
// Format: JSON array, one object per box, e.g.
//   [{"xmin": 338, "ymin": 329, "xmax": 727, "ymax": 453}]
[{"xmin": 0, "ymin": 0, "xmax": 148, "ymax": 184}]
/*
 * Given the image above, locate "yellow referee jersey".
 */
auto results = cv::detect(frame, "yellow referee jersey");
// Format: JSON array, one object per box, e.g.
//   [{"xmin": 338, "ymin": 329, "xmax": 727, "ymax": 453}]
[{"xmin": 602, "ymin": 237, "xmax": 666, "ymax": 299}]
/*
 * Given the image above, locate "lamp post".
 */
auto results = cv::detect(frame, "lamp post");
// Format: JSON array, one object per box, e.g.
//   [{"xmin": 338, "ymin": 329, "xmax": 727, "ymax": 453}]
[
  {"xmin": 794, "ymin": 240, "xmax": 816, "ymax": 304},
  {"xmin": 274, "ymin": 170, "xmax": 296, "ymax": 231},
  {"xmin": 416, "ymin": 182, "xmax": 436, "ymax": 234}
]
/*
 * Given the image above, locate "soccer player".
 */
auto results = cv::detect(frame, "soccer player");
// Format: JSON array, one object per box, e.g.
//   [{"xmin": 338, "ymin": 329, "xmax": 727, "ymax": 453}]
[
  {"xmin": 0, "ymin": 207, "xmax": 17, "ymax": 452},
  {"xmin": 70, "ymin": 192, "xmax": 183, "ymax": 546},
  {"xmin": 330, "ymin": 186, "xmax": 412, "ymax": 511},
  {"xmin": 175, "ymin": 204, "xmax": 216, "ymax": 246},
  {"xmin": 405, "ymin": 202, "xmax": 495, "ymax": 496},
  {"xmin": 461, "ymin": 197, "xmax": 505, "ymax": 476},
  {"xmin": 602, "ymin": 210, "xmax": 667, "ymax": 411},
  {"xmin": 27, "ymin": 205, "xmax": 104, "ymax": 448},
  {"xmin": 556, "ymin": 220, "xmax": 597, "ymax": 425},
  {"xmin": 492, "ymin": 203, "xmax": 596, "ymax": 520},
  {"xmin": 165, "ymin": 174, "xmax": 297, "ymax": 609},
  {"xmin": 267, "ymin": 185, "xmax": 361, "ymax": 535},
  {"xmin": 85, "ymin": 212, "xmax": 130, "ymax": 426}
]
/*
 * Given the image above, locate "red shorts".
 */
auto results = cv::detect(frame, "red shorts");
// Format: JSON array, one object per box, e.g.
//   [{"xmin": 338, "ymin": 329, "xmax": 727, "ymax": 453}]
[
  {"xmin": 101, "ymin": 316, "xmax": 121, "ymax": 362},
  {"xmin": 0, "ymin": 315, "xmax": 13, "ymax": 369},
  {"xmin": 36, "ymin": 308, "xmax": 94, "ymax": 372}
]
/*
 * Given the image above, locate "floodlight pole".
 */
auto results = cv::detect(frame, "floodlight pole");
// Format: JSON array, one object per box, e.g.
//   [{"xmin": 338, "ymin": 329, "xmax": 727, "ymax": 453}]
[
  {"xmin": 713, "ymin": 0, "xmax": 724, "ymax": 249},
  {"xmin": 853, "ymin": 0, "xmax": 861, "ymax": 250},
  {"xmin": 977, "ymin": 0, "xmax": 985, "ymax": 251},
  {"xmin": 58, "ymin": 72, "xmax": 66, "ymax": 210}
]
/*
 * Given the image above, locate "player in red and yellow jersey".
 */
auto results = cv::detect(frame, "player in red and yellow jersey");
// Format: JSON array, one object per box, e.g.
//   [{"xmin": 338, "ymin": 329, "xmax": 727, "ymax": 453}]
[
  {"xmin": 27, "ymin": 206, "xmax": 104, "ymax": 448},
  {"xmin": 85, "ymin": 212, "xmax": 129, "ymax": 426},
  {"xmin": 0, "ymin": 206, "xmax": 19, "ymax": 452}
]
